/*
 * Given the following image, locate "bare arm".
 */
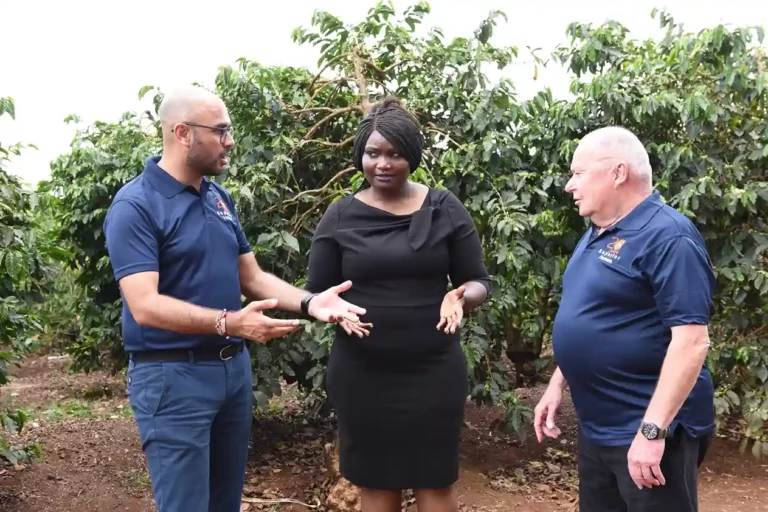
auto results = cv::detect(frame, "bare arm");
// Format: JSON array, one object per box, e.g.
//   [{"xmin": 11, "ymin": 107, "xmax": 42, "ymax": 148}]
[
  {"xmin": 120, "ymin": 270, "xmax": 300, "ymax": 342},
  {"xmin": 238, "ymin": 252, "xmax": 307, "ymax": 314},
  {"xmin": 549, "ymin": 366, "xmax": 568, "ymax": 391},
  {"xmin": 642, "ymin": 324, "xmax": 710, "ymax": 428},
  {"xmin": 534, "ymin": 366, "xmax": 568, "ymax": 442},
  {"xmin": 461, "ymin": 281, "xmax": 488, "ymax": 312},
  {"xmin": 119, "ymin": 271, "xmax": 220, "ymax": 333},
  {"xmin": 238, "ymin": 248, "xmax": 364, "ymax": 324}
]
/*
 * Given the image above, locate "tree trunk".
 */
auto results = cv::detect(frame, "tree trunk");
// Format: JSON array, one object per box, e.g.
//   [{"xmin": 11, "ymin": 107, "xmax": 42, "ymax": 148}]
[{"xmin": 324, "ymin": 433, "xmax": 361, "ymax": 512}]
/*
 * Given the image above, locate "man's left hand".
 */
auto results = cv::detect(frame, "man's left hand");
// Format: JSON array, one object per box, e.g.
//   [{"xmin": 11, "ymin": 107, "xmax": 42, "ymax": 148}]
[
  {"xmin": 308, "ymin": 280, "xmax": 366, "ymax": 323},
  {"xmin": 627, "ymin": 432, "xmax": 666, "ymax": 489}
]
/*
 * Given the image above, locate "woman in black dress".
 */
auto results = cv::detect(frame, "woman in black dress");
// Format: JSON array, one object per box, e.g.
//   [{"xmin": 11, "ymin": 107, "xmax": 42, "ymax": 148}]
[{"xmin": 305, "ymin": 97, "xmax": 491, "ymax": 512}]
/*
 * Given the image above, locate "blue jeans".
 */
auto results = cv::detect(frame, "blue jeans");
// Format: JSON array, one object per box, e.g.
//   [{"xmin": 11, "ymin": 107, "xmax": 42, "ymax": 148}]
[{"xmin": 126, "ymin": 346, "xmax": 253, "ymax": 512}]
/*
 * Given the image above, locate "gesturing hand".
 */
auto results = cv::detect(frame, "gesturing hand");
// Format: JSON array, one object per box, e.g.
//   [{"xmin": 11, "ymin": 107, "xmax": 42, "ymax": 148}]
[
  {"xmin": 308, "ymin": 280, "xmax": 367, "ymax": 323},
  {"xmin": 339, "ymin": 318, "xmax": 373, "ymax": 338},
  {"xmin": 437, "ymin": 285, "xmax": 466, "ymax": 334},
  {"xmin": 227, "ymin": 299, "xmax": 300, "ymax": 343}
]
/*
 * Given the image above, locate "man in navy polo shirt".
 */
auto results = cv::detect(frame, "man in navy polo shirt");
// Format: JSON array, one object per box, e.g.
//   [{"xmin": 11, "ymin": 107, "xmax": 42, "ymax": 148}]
[
  {"xmin": 533, "ymin": 126, "xmax": 716, "ymax": 511},
  {"xmin": 103, "ymin": 85, "xmax": 365, "ymax": 512}
]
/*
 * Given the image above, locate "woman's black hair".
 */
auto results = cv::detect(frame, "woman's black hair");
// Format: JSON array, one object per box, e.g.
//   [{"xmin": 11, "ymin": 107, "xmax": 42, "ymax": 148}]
[{"xmin": 352, "ymin": 96, "xmax": 424, "ymax": 178}]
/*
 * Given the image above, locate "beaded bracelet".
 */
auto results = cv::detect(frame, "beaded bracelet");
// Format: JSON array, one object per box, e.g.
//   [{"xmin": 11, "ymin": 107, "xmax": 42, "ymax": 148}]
[{"xmin": 215, "ymin": 309, "xmax": 229, "ymax": 337}]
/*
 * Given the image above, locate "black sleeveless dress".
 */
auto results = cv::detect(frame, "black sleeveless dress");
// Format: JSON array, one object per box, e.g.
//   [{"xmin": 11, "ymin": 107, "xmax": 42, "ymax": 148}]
[{"xmin": 305, "ymin": 188, "xmax": 491, "ymax": 490}]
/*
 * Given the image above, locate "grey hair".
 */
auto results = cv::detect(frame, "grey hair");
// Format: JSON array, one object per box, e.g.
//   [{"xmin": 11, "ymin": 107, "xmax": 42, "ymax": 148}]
[{"xmin": 580, "ymin": 126, "xmax": 653, "ymax": 189}]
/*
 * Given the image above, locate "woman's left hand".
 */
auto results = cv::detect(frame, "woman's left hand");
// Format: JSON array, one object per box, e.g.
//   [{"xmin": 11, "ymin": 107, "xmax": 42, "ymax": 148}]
[{"xmin": 437, "ymin": 285, "xmax": 466, "ymax": 334}]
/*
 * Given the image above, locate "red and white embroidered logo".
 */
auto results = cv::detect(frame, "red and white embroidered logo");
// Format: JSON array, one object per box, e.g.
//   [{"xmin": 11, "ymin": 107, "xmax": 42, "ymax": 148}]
[{"xmin": 214, "ymin": 196, "xmax": 234, "ymax": 222}]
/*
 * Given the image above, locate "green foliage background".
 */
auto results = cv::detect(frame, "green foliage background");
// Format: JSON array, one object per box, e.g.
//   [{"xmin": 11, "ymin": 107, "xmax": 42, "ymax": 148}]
[
  {"xmin": 0, "ymin": 98, "xmax": 69, "ymax": 463},
  {"xmin": 6, "ymin": 2, "xmax": 767, "ymax": 458}
]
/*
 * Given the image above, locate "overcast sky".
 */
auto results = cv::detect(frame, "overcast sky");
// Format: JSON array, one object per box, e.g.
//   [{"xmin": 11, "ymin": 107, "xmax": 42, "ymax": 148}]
[{"xmin": 1, "ymin": 0, "xmax": 766, "ymax": 186}]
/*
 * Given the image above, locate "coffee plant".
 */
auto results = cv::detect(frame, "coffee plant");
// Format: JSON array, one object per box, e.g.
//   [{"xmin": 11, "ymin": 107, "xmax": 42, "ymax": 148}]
[
  {"xmin": 41, "ymin": 2, "xmax": 767, "ymax": 453},
  {"xmin": 0, "ymin": 97, "xmax": 63, "ymax": 463}
]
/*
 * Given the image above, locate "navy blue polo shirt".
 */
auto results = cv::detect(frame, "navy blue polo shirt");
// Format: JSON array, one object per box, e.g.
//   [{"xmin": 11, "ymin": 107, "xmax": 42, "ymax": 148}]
[
  {"xmin": 552, "ymin": 190, "xmax": 716, "ymax": 446},
  {"xmin": 103, "ymin": 156, "xmax": 251, "ymax": 352}
]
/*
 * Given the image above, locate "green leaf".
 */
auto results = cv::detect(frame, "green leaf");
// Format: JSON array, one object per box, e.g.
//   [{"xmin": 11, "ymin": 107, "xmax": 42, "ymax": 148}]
[
  {"xmin": 282, "ymin": 232, "xmax": 300, "ymax": 253},
  {"xmin": 0, "ymin": 97, "xmax": 16, "ymax": 120},
  {"xmin": 138, "ymin": 85, "xmax": 155, "ymax": 100},
  {"xmin": 239, "ymin": 185, "xmax": 253, "ymax": 201},
  {"xmin": 253, "ymin": 391, "xmax": 270, "ymax": 410}
]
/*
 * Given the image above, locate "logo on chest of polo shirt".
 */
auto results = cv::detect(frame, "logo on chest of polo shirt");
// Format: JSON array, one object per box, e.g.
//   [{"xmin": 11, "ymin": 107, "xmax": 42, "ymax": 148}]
[
  {"xmin": 598, "ymin": 236, "xmax": 626, "ymax": 264},
  {"xmin": 214, "ymin": 196, "xmax": 235, "ymax": 222}
]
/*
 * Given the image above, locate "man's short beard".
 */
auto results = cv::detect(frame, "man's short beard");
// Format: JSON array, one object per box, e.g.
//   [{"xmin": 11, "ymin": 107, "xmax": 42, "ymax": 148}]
[{"xmin": 187, "ymin": 139, "xmax": 223, "ymax": 176}]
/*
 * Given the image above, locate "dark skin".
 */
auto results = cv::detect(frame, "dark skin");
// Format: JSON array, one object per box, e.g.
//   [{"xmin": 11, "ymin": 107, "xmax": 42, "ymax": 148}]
[{"xmin": 349, "ymin": 130, "xmax": 485, "ymax": 512}]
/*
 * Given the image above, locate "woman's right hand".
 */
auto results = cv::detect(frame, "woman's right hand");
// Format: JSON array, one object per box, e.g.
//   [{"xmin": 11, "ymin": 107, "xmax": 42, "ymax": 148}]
[{"xmin": 339, "ymin": 318, "xmax": 373, "ymax": 338}]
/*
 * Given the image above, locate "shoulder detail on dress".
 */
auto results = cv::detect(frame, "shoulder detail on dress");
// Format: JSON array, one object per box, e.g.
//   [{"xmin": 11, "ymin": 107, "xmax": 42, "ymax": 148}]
[
  {"xmin": 327, "ymin": 194, "xmax": 356, "ymax": 230},
  {"xmin": 437, "ymin": 189, "xmax": 469, "ymax": 226},
  {"xmin": 331, "ymin": 194, "xmax": 356, "ymax": 213},
  {"xmin": 426, "ymin": 186, "xmax": 453, "ymax": 206}
]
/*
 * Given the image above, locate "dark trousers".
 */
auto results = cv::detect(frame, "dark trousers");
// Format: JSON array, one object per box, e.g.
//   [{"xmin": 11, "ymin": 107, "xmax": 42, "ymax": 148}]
[
  {"xmin": 578, "ymin": 426, "xmax": 712, "ymax": 512},
  {"xmin": 126, "ymin": 346, "xmax": 253, "ymax": 512}
]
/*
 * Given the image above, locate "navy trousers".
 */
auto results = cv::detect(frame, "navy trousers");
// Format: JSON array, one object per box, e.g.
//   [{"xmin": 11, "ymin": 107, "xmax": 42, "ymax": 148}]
[{"xmin": 126, "ymin": 346, "xmax": 253, "ymax": 512}]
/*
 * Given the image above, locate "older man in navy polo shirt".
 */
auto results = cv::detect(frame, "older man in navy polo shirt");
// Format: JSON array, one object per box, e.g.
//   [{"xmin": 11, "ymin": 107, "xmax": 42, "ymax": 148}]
[
  {"xmin": 103, "ymin": 86, "xmax": 365, "ymax": 512},
  {"xmin": 534, "ymin": 126, "xmax": 716, "ymax": 511}
]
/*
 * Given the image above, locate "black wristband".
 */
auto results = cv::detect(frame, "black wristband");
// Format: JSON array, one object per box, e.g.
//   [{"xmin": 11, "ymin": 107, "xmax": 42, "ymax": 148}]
[{"xmin": 300, "ymin": 293, "xmax": 318, "ymax": 320}]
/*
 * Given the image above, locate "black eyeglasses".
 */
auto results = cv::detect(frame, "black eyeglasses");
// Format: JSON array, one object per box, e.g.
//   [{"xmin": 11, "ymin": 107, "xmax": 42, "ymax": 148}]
[{"xmin": 176, "ymin": 122, "xmax": 234, "ymax": 144}]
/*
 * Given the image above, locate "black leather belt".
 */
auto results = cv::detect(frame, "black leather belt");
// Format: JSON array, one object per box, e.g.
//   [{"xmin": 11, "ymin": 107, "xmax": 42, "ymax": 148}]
[{"xmin": 129, "ymin": 343, "xmax": 244, "ymax": 363}]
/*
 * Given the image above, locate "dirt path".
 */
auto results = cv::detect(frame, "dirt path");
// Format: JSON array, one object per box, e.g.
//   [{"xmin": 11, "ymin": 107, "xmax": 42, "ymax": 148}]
[{"xmin": 1, "ymin": 355, "xmax": 766, "ymax": 511}]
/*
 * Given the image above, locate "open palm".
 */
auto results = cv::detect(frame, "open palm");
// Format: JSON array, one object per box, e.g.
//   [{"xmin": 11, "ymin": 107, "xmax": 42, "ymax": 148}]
[
  {"xmin": 437, "ymin": 285, "xmax": 466, "ymax": 334},
  {"xmin": 308, "ymin": 280, "xmax": 366, "ymax": 323}
]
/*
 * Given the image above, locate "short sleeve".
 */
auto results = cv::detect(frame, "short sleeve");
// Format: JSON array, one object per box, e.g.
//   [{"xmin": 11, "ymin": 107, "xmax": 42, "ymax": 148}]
[
  {"xmin": 444, "ymin": 192, "xmax": 492, "ymax": 295},
  {"xmin": 305, "ymin": 201, "xmax": 343, "ymax": 293},
  {"xmin": 221, "ymin": 189, "xmax": 251, "ymax": 255},
  {"xmin": 232, "ymin": 203, "xmax": 252, "ymax": 255},
  {"xmin": 643, "ymin": 235, "xmax": 716, "ymax": 327},
  {"xmin": 103, "ymin": 200, "xmax": 160, "ymax": 282}
]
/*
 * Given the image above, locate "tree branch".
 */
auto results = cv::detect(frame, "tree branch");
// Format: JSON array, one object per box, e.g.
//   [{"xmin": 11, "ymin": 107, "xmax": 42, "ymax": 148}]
[
  {"xmin": 309, "ymin": 53, "xmax": 353, "ymax": 92},
  {"xmin": 290, "ymin": 107, "xmax": 338, "ymax": 115},
  {"xmin": 426, "ymin": 122, "xmax": 462, "ymax": 148},
  {"xmin": 241, "ymin": 497, "xmax": 318, "ymax": 509},
  {"xmin": 291, "ymin": 107, "xmax": 361, "ymax": 154},
  {"xmin": 302, "ymin": 78, "xmax": 350, "ymax": 108},
  {"xmin": 361, "ymin": 58, "xmax": 388, "ymax": 82},
  {"xmin": 383, "ymin": 58, "xmax": 413, "ymax": 74},
  {"xmin": 263, "ymin": 166, "xmax": 356, "ymax": 214},
  {"xmin": 285, "ymin": 166, "xmax": 356, "ymax": 207},
  {"xmin": 297, "ymin": 135, "xmax": 355, "ymax": 151},
  {"xmin": 292, "ymin": 198, "xmax": 331, "ymax": 236},
  {"xmin": 353, "ymin": 48, "xmax": 372, "ymax": 112}
]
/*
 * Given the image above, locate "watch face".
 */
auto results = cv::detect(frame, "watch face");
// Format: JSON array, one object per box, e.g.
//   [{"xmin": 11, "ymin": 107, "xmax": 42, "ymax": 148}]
[{"xmin": 642, "ymin": 423, "xmax": 659, "ymax": 439}]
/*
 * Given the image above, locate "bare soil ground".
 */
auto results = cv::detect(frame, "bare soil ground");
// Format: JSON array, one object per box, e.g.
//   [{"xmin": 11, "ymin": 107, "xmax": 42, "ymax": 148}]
[{"xmin": 0, "ymin": 355, "xmax": 766, "ymax": 511}]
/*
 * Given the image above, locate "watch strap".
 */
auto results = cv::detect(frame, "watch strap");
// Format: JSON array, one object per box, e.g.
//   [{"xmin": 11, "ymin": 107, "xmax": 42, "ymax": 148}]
[
  {"xmin": 300, "ymin": 293, "xmax": 318, "ymax": 320},
  {"xmin": 639, "ymin": 421, "xmax": 669, "ymax": 440}
]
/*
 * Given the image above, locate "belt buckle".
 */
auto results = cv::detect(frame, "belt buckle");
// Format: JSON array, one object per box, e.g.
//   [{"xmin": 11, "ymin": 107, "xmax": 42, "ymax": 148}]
[{"xmin": 219, "ymin": 345, "xmax": 234, "ymax": 361}]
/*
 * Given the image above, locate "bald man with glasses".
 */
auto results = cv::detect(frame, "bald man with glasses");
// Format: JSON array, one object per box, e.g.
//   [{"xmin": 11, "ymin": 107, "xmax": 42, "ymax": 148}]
[{"xmin": 104, "ymin": 86, "xmax": 365, "ymax": 512}]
